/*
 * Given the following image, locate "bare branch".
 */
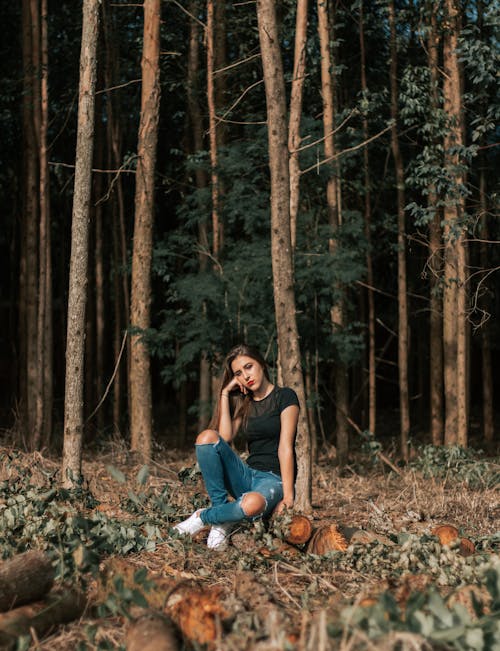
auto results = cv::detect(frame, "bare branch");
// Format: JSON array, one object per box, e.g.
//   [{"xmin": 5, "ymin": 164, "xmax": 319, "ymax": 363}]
[
  {"xmin": 291, "ymin": 109, "xmax": 358, "ymax": 153},
  {"xmin": 96, "ymin": 78, "xmax": 141, "ymax": 95},
  {"xmin": 214, "ymin": 52, "xmax": 261, "ymax": 75},
  {"xmin": 300, "ymin": 124, "xmax": 392, "ymax": 175}
]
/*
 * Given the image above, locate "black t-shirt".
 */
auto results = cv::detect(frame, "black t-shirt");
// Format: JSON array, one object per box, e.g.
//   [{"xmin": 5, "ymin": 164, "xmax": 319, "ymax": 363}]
[{"xmin": 241, "ymin": 386, "xmax": 300, "ymax": 476}]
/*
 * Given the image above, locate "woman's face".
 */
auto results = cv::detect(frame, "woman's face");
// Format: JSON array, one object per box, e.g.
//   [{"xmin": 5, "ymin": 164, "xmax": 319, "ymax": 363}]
[{"xmin": 230, "ymin": 355, "xmax": 265, "ymax": 393}]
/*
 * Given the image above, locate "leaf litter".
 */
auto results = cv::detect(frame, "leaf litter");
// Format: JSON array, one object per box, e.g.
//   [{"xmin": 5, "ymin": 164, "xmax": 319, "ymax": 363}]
[{"xmin": 0, "ymin": 443, "xmax": 497, "ymax": 650}]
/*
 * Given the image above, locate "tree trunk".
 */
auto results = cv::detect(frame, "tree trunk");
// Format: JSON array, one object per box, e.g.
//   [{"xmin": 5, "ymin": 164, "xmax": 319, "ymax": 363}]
[
  {"xmin": 102, "ymin": 0, "xmax": 131, "ymax": 432},
  {"xmin": 359, "ymin": 0, "xmax": 376, "ymax": 435},
  {"xmin": 206, "ymin": 0, "xmax": 220, "ymax": 257},
  {"xmin": 427, "ymin": 7, "xmax": 444, "ymax": 445},
  {"xmin": 20, "ymin": 0, "xmax": 39, "ymax": 444},
  {"xmin": 317, "ymin": 0, "xmax": 349, "ymax": 465},
  {"xmin": 479, "ymin": 165, "xmax": 494, "ymax": 451},
  {"xmin": 256, "ymin": 0, "xmax": 311, "ymax": 512},
  {"xmin": 187, "ymin": 1, "xmax": 211, "ymax": 431},
  {"xmin": 130, "ymin": 0, "xmax": 161, "ymax": 460},
  {"xmin": 288, "ymin": 0, "xmax": 308, "ymax": 251},
  {"xmin": 442, "ymin": 0, "xmax": 467, "ymax": 446},
  {"xmin": 388, "ymin": 0, "xmax": 410, "ymax": 460},
  {"xmin": 62, "ymin": 0, "xmax": 100, "ymax": 487},
  {"xmin": 32, "ymin": 0, "xmax": 52, "ymax": 450},
  {"xmin": 0, "ymin": 551, "xmax": 54, "ymax": 612}
]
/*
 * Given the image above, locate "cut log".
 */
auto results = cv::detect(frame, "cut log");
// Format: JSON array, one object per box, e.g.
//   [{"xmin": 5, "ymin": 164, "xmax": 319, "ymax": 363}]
[
  {"xmin": 432, "ymin": 524, "xmax": 459, "ymax": 545},
  {"xmin": 307, "ymin": 524, "xmax": 348, "ymax": 554},
  {"xmin": 0, "ymin": 550, "xmax": 54, "ymax": 612},
  {"xmin": 95, "ymin": 559, "xmax": 228, "ymax": 649},
  {"xmin": 126, "ymin": 613, "xmax": 179, "ymax": 651},
  {"xmin": 165, "ymin": 582, "xmax": 228, "ymax": 649},
  {"xmin": 0, "ymin": 588, "xmax": 86, "ymax": 639},
  {"xmin": 283, "ymin": 515, "xmax": 313, "ymax": 545}
]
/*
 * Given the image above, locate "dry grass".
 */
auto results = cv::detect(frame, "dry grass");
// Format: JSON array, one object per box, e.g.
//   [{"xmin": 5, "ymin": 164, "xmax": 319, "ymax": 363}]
[{"xmin": 0, "ymin": 443, "xmax": 498, "ymax": 650}]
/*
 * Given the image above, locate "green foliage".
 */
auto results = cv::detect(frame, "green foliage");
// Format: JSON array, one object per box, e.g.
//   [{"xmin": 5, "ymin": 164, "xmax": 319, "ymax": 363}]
[
  {"xmin": 337, "ymin": 561, "xmax": 500, "ymax": 650},
  {"xmin": 0, "ymin": 460, "xmax": 164, "ymax": 579},
  {"xmin": 409, "ymin": 445, "xmax": 500, "ymax": 489}
]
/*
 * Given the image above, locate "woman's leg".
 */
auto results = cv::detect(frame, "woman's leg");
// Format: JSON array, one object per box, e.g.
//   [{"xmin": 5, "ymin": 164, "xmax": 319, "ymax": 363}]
[{"xmin": 195, "ymin": 430, "xmax": 252, "ymax": 507}]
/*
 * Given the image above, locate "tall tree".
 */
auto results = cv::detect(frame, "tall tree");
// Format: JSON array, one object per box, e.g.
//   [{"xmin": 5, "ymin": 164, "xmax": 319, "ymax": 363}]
[
  {"xmin": 442, "ymin": 0, "xmax": 468, "ymax": 446},
  {"xmin": 359, "ymin": 0, "xmax": 376, "ymax": 436},
  {"xmin": 427, "ymin": 6, "xmax": 444, "ymax": 445},
  {"xmin": 62, "ymin": 0, "xmax": 100, "ymax": 487},
  {"xmin": 288, "ymin": 0, "xmax": 308, "ymax": 251},
  {"xmin": 256, "ymin": 0, "xmax": 312, "ymax": 512},
  {"xmin": 388, "ymin": 0, "xmax": 410, "ymax": 460},
  {"xmin": 129, "ymin": 0, "xmax": 161, "ymax": 460},
  {"xmin": 317, "ymin": 0, "xmax": 349, "ymax": 465},
  {"xmin": 102, "ymin": 0, "xmax": 130, "ymax": 434},
  {"xmin": 20, "ymin": 0, "xmax": 39, "ymax": 445},
  {"xmin": 34, "ymin": 0, "xmax": 53, "ymax": 449}
]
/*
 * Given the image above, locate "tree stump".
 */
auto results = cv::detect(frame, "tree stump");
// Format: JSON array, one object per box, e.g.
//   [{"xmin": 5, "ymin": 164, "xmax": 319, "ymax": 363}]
[
  {"xmin": 0, "ymin": 551, "xmax": 54, "ymax": 612},
  {"xmin": 283, "ymin": 515, "xmax": 313, "ymax": 545},
  {"xmin": 126, "ymin": 613, "xmax": 179, "ymax": 651},
  {"xmin": 307, "ymin": 524, "xmax": 348, "ymax": 554}
]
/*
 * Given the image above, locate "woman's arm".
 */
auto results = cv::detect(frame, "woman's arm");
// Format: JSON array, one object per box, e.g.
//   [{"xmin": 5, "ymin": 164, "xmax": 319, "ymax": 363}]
[
  {"xmin": 275, "ymin": 404, "xmax": 299, "ymax": 513},
  {"xmin": 217, "ymin": 377, "xmax": 243, "ymax": 442}
]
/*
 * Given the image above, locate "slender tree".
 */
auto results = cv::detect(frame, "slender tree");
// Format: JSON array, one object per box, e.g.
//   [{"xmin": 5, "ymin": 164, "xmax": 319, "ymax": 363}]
[
  {"xmin": 129, "ymin": 0, "xmax": 161, "ymax": 460},
  {"xmin": 62, "ymin": 0, "xmax": 100, "ymax": 486},
  {"xmin": 427, "ymin": 5, "xmax": 444, "ymax": 445},
  {"xmin": 442, "ymin": 0, "xmax": 468, "ymax": 446},
  {"xmin": 20, "ymin": 0, "xmax": 39, "ymax": 445},
  {"xmin": 288, "ymin": 0, "xmax": 308, "ymax": 251},
  {"xmin": 256, "ymin": 0, "xmax": 312, "ymax": 512},
  {"xmin": 359, "ymin": 0, "xmax": 376, "ymax": 435},
  {"xmin": 102, "ymin": 0, "xmax": 129, "ymax": 433},
  {"xmin": 317, "ymin": 0, "xmax": 349, "ymax": 465},
  {"xmin": 388, "ymin": 0, "xmax": 409, "ymax": 460}
]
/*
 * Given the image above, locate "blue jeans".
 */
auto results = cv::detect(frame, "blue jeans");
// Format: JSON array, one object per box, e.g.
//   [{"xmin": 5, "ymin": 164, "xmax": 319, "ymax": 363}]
[{"xmin": 196, "ymin": 435, "xmax": 283, "ymax": 526}]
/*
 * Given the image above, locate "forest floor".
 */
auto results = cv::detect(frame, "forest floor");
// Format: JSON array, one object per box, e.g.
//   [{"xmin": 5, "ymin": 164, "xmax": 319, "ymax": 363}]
[{"xmin": 0, "ymin": 441, "xmax": 498, "ymax": 650}]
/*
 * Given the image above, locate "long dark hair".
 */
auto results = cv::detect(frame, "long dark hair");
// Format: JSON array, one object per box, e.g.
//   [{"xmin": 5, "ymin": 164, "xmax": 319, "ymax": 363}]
[{"xmin": 208, "ymin": 344, "xmax": 271, "ymax": 431}]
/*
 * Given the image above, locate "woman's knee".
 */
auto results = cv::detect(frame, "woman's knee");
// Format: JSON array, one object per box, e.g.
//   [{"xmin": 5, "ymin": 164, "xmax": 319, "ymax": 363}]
[
  {"xmin": 241, "ymin": 492, "xmax": 266, "ymax": 517},
  {"xmin": 196, "ymin": 429, "xmax": 219, "ymax": 445}
]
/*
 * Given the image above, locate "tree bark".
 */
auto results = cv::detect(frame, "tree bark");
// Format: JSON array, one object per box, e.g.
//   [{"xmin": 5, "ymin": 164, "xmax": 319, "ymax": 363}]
[
  {"xmin": 186, "ymin": 1, "xmax": 212, "ymax": 431},
  {"xmin": 20, "ymin": 0, "xmax": 40, "ymax": 444},
  {"xmin": 359, "ymin": 0, "xmax": 376, "ymax": 435},
  {"xmin": 288, "ymin": 0, "xmax": 308, "ymax": 251},
  {"xmin": 102, "ymin": 0, "xmax": 129, "ymax": 434},
  {"xmin": 442, "ymin": 0, "xmax": 467, "ymax": 446},
  {"xmin": 32, "ymin": 0, "xmax": 52, "ymax": 450},
  {"xmin": 479, "ymin": 165, "xmax": 494, "ymax": 451},
  {"xmin": 317, "ymin": 0, "xmax": 349, "ymax": 465},
  {"xmin": 62, "ymin": 0, "xmax": 100, "ymax": 487},
  {"xmin": 130, "ymin": 0, "xmax": 161, "ymax": 460},
  {"xmin": 0, "ymin": 551, "xmax": 54, "ymax": 612},
  {"xmin": 388, "ymin": 0, "xmax": 410, "ymax": 460},
  {"xmin": 427, "ymin": 7, "xmax": 444, "ymax": 445},
  {"xmin": 206, "ymin": 0, "xmax": 220, "ymax": 257},
  {"xmin": 256, "ymin": 0, "xmax": 311, "ymax": 512}
]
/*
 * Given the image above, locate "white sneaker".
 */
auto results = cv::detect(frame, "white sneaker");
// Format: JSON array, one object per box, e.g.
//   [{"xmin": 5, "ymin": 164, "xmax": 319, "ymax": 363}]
[
  {"xmin": 207, "ymin": 522, "xmax": 234, "ymax": 550},
  {"xmin": 173, "ymin": 510, "xmax": 205, "ymax": 536}
]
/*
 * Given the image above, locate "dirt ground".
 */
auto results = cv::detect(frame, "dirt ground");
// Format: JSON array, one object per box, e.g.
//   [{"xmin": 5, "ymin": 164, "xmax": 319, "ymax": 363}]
[{"xmin": 0, "ymin": 442, "xmax": 498, "ymax": 650}]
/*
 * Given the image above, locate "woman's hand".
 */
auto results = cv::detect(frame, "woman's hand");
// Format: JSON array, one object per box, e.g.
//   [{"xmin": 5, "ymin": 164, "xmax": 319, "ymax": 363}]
[
  {"xmin": 222, "ymin": 376, "xmax": 247, "ymax": 395},
  {"xmin": 273, "ymin": 497, "xmax": 294, "ymax": 515}
]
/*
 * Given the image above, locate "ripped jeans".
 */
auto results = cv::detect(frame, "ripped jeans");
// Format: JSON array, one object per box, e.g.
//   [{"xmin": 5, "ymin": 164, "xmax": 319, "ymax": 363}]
[{"xmin": 196, "ymin": 435, "xmax": 283, "ymax": 526}]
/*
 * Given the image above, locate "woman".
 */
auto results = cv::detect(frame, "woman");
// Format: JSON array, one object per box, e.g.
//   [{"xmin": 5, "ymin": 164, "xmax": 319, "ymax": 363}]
[{"xmin": 174, "ymin": 344, "xmax": 300, "ymax": 550}]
